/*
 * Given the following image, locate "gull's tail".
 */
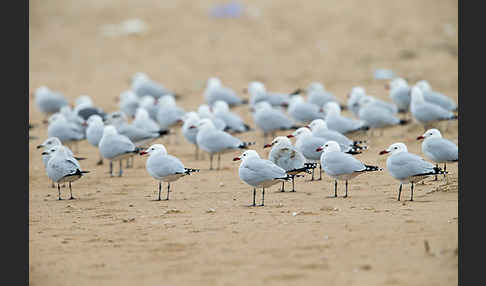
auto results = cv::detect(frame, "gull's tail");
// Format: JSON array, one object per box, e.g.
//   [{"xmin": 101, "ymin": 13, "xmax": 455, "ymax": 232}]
[
  {"xmin": 184, "ymin": 168, "xmax": 200, "ymax": 175},
  {"xmin": 287, "ymin": 163, "xmax": 317, "ymax": 175},
  {"xmin": 359, "ymin": 164, "xmax": 382, "ymax": 172},
  {"xmin": 399, "ymin": 119, "xmax": 410, "ymax": 125},
  {"xmin": 238, "ymin": 141, "xmax": 256, "ymax": 149}
]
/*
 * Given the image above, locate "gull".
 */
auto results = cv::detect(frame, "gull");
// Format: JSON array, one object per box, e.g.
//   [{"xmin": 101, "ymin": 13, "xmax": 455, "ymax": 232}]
[
  {"xmin": 197, "ymin": 104, "xmax": 227, "ymax": 131},
  {"xmin": 287, "ymin": 95, "xmax": 326, "ymax": 124},
  {"xmin": 212, "ymin": 100, "xmax": 251, "ymax": 133},
  {"xmin": 264, "ymin": 136, "xmax": 316, "ymax": 192},
  {"xmin": 410, "ymin": 86, "xmax": 458, "ymax": 130},
  {"xmin": 37, "ymin": 137, "xmax": 86, "ymax": 187},
  {"xmin": 107, "ymin": 111, "xmax": 169, "ymax": 147},
  {"xmin": 193, "ymin": 119, "xmax": 255, "ymax": 170},
  {"xmin": 357, "ymin": 96, "xmax": 409, "ymax": 135},
  {"xmin": 43, "ymin": 145, "xmax": 89, "ymax": 200},
  {"xmin": 386, "ymin": 77, "xmax": 411, "ymax": 113},
  {"xmin": 306, "ymin": 82, "xmax": 338, "ymax": 108},
  {"xmin": 140, "ymin": 144, "xmax": 199, "ymax": 201},
  {"xmin": 288, "ymin": 128, "xmax": 361, "ymax": 181},
  {"xmin": 73, "ymin": 95, "xmax": 107, "ymax": 121},
  {"xmin": 415, "ymin": 80, "xmax": 457, "ymax": 111},
  {"xmin": 247, "ymin": 81, "xmax": 292, "ymax": 108},
  {"xmin": 182, "ymin": 112, "xmax": 202, "ymax": 159},
  {"xmin": 251, "ymin": 101, "xmax": 300, "ymax": 144},
  {"xmin": 59, "ymin": 105, "xmax": 87, "ymax": 136},
  {"xmin": 139, "ymin": 95, "xmax": 159, "ymax": 121},
  {"xmin": 233, "ymin": 150, "xmax": 290, "ymax": 207},
  {"xmin": 323, "ymin": 102, "xmax": 369, "ymax": 135},
  {"xmin": 47, "ymin": 113, "xmax": 85, "ymax": 152},
  {"xmin": 204, "ymin": 77, "xmax": 247, "ymax": 106},
  {"xmin": 98, "ymin": 125, "xmax": 140, "ymax": 177},
  {"xmin": 119, "ymin": 90, "xmax": 140, "ymax": 118},
  {"xmin": 86, "ymin": 115, "xmax": 105, "ymax": 165},
  {"xmin": 307, "ymin": 119, "xmax": 367, "ymax": 152},
  {"xmin": 131, "ymin": 72, "xmax": 173, "ymax": 99},
  {"xmin": 317, "ymin": 141, "xmax": 382, "ymax": 198},
  {"xmin": 133, "ymin": 108, "xmax": 161, "ymax": 134},
  {"xmin": 33, "ymin": 86, "xmax": 68, "ymax": 119},
  {"xmin": 379, "ymin": 142, "xmax": 447, "ymax": 201},
  {"xmin": 155, "ymin": 95, "xmax": 185, "ymax": 136},
  {"xmin": 347, "ymin": 87, "xmax": 398, "ymax": 116},
  {"xmin": 417, "ymin": 128, "xmax": 458, "ymax": 180}
]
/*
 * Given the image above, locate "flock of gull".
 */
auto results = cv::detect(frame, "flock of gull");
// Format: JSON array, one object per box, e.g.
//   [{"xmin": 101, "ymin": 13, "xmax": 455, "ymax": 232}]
[{"xmin": 32, "ymin": 73, "xmax": 458, "ymax": 206}]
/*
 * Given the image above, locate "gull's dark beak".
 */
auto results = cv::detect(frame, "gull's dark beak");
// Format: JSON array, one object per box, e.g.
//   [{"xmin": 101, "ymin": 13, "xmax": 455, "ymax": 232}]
[
  {"xmin": 263, "ymin": 143, "xmax": 272, "ymax": 148},
  {"xmin": 316, "ymin": 147, "xmax": 323, "ymax": 152},
  {"xmin": 286, "ymin": 134, "xmax": 294, "ymax": 138},
  {"xmin": 188, "ymin": 125, "xmax": 196, "ymax": 129},
  {"xmin": 379, "ymin": 150, "xmax": 389, "ymax": 155},
  {"xmin": 232, "ymin": 157, "xmax": 241, "ymax": 161},
  {"xmin": 41, "ymin": 151, "xmax": 48, "ymax": 155},
  {"xmin": 417, "ymin": 136, "xmax": 424, "ymax": 140},
  {"xmin": 36, "ymin": 145, "xmax": 43, "ymax": 149}
]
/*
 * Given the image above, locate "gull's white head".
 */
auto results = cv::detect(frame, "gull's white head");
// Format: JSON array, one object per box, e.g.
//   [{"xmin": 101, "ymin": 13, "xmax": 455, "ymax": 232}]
[
  {"xmin": 75, "ymin": 95, "xmax": 93, "ymax": 107},
  {"xmin": 41, "ymin": 145, "xmax": 69, "ymax": 158},
  {"xmin": 140, "ymin": 144, "xmax": 167, "ymax": 156},
  {"xmin": 132, "ymin": 72, "xmax": 149, "ymax": 84},
  {"xmin": 198, "ymin": 104, "xmax": 213, "ymax": 118},
  {"xmin": 103, "ymin": 125, "xmax": 119, "ymax": 136},
  {"xmin": 183, "ymin": 111, "xmax": 200, "ymax": 122},
  {"xmin": 264, "ymin": 136, "xmax": 292, "ymax": 149},
  {"xmin": 135, "ymin": 108, "xmax": 150, "ymax": 120},
  {"xmin": 410, "ymin": 86, "xmax": 425, "ymax": 104},
  {"xmin": 37, "ymin": 137, "xmax": 62, "ymax": 150},
  {"xmin": 307, "ymin": 82, "xmax": 325, "ymax": 93},
  {"xmin": 87, "ymin": 114, "xmax": 104, "ymax": 126},
  {"xmin": 212, "ymin": 100, "xmax": 230, "ymax": 113},
  {"xmin": 158, "ymin": 95, "xmax": 176, "ymax": 107},
  {"xmin": 253, "ymin": 101, "xmax": 272, "ymax": 113},
  {"xmin": 417, "ymin": 128, "xmax": 442, "ymax": 140},
  {"xmin": 233, "ymin": 150, "xmax": 260, "ymax": 162},
  {"xmin": 248, "ymin": 81, "xmax": 266, "ymax": 96},
  {"xmin": 316, "ymin": 141, "xmax": 341, "ymax": 153},
  {"xmin": 106, "ymin": 111, "xmax": 128, "ymax": 125},
  {"xmin": 120, "ymin": 90, "xmax": 138, "ymax": 102},
  {"xmin": 207, "ymin": 77, "xmax": 222, "ymax": 89},
  {"xmin": 323, "ymin": 101, "xmax": 341, "ymax": 115},
  {"xmin": 380, "ymin": 142, "xmax": 408, "ymax": 155},
  {"xmin": 194, "ymin": 118, "xmax": 215, "ymax": 130},
  {"xmin": 140, "ymin": 95, "xmax": 155, "ymax": 107},
  {"xmin": 308, "ymin": 119, "xmax": 327, "ymax": 131},
  {"xmin": 288, "ymin": 127, "xmax": 312, "ymax": 139},
  {"xmin": 47, "ymin": 113, "xmax": 65, "ymax": 124},
  {"xmin": 389, "ymin": 78, "xmax": 409, "ymax": 90},
  {"xmin": 415, "ymin": 80, "xmax": 432, "ymax": 92}
]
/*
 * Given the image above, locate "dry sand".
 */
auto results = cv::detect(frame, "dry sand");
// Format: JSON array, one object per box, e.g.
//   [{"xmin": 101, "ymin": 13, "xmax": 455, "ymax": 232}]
[{"xmin": 29, "ymin": 0, "xmax": 458, "ymax": 285}]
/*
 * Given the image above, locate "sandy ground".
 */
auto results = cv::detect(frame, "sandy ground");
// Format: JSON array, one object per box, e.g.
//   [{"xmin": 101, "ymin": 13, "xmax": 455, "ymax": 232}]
[{"xmin": 29, "ymin": 0, "xmax": 458, "ymax": 285}]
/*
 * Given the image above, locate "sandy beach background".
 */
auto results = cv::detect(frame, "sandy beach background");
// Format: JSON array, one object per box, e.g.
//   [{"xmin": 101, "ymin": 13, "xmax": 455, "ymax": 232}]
[{"xmin": 29, "ymin": 0, "xmax": 458, "ymax": 285}]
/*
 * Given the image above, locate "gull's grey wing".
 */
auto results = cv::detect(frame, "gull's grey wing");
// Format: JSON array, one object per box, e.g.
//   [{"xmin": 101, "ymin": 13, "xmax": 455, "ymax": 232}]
[
  {"xmin": 423, "ymin": 138, "xmax": 458, "ymax": 162},
  {"xmin": 322, "ymin": 152, "xmax": 365, "ymax": 176},
  {"xmin": 386, "ymin": 152, "xmax": 436, "ymax": 180}
]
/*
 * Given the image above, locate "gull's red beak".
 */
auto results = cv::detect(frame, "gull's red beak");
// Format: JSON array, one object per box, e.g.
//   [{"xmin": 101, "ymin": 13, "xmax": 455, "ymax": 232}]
[
  {"xmin": 188, "ymin": 125, "xmax": 196, "ymax": 129},
  {"xmin": 263, "ymin": 143, "xmax": 272, "ymax": 148},
  {"xmin": 139, "ymin": 151, "xmax": 148, "ymax": 156},
  {"xmin": 233, "ymin": 157, "xmax": 241, "ymax": 161},
  {"xmin": 316, "ymin": 147, "xmax": 323, "ymax": 152},
  {"xmin": 379, "ymin": 150, "xmax": 389, "ymax": 155},
  {"xmin": 287, "ymin": 134, "xmax": 294, "ymax": 138},
  {"xmin": 281, "ymin": 102, "xmax": 289, "ymax": 108},
  {"xmin": 304, "ymin": 125, "xmax": 311, "ymax": 129},
  {"xmin": 417, "ymin": 136, "xmax": 424, "ymax": 140}
]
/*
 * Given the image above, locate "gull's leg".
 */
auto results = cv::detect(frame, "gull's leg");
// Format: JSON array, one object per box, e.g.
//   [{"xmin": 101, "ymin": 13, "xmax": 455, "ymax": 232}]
[
  {"xmin": 444, "ymin": 163, "xmax": 447, "ymax": 179},
  {"xmin": 165, "ymin": 183, "xmax": 170, "ymax": 200},
  {"xmin": 310, "ymin": 168, "xmax": 315, "ymax": 181},
  {"xmin": 410, "ymin": 182, "xmax": 414, "ymax": 201},
  {"xmin": 252, "ymin": 188, "xmax": 256, "ymax": 206},
  {"xmin": 397, "ymin": 184, "xmax": 402, "ymax": 201},
  {"xmin": 209, "ymin": 154, "xmax": 213, "ymax": 170},
  {"xmin": 109, "ymin": 161, "xmax": 113, "ymax": 177},
  {"xmin": 158, "ymin": 181, "xmax": 161, "ymax": 201},
  {"xmin": 334, "ymin": 180, "xmax": 338, "ymax": 197},
  {"xmin": 318, "ymin": 163, "xmax": 322, "ymax": 180},
  {"xmin": 51, "ymin": 179, "xmax": 55, "ymax": 188},
  {"xmin": 291, "ymin": 176, "xmax": 296, "ymax": 192},
  {"xmin": 57, "ymin": 184, "xmax": 62, "ymax": 200},
  {"xmin": 118, "ymin": 160, "xmax": 123, "ymax": 177},
  {"xmin": 280, "ymin": 181, "xmax": 285, "ymax": 192},
  {"xmin": 434, "ymin": 164, "xmax": 438, "ymax": 181},
  {"xmin": 217, "ymin": 153, "xmax": 221, "ymax": 170},
  {"xmin": 344, "ymin": 180, "xmax": 348, "ymax": 198},
  {"xmin": 260, "ymin": 188, "xmax": 265, "ymax": 206},
  {"xmin": 68, "ymin": 182, "xmax": 75, "ymax": 200},
  {"xmin": 97, "ymin": 152, "xmax": 104, "ymax": 165}
]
